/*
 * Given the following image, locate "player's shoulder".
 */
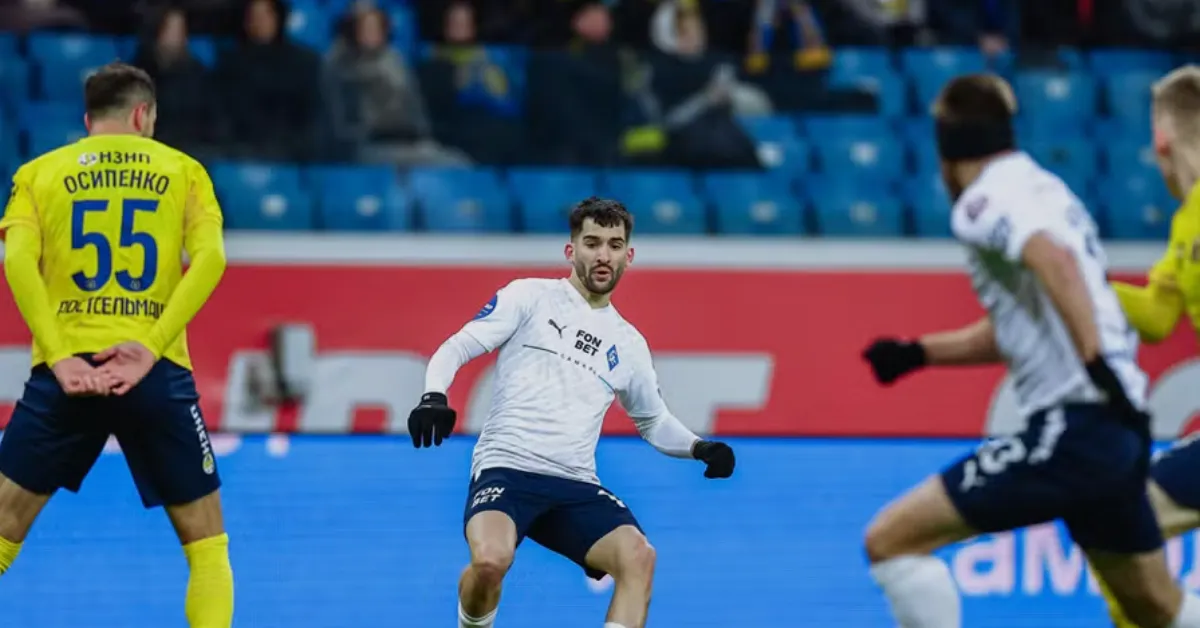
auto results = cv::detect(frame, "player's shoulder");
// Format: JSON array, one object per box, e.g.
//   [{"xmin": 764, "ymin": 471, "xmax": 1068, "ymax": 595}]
[
  {"xmin": 605, "ymin": 309, "xmax": 651, "ymax": 353},
  {"xmin": 952, "ymin": 153, "xmax": 1071, "ymax": 232},
  {"xmin": 501, "ymin": 277, "xmax": 560, "ymax": 297}
]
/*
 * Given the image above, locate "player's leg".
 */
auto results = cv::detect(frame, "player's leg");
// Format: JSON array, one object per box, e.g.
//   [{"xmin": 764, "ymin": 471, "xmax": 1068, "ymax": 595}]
[
  {"xmin": 526, "ymin": 480, "xmax": 649, "ymax": 628},
  {"xmin": 0, "ymin": 367, "xmax": 107, "ymax": 576},
  {"xmin": 115, "ymin": 361, "xmax": 232, "ymax": 628},
  {"xmin": 459, "ymin": 468, "xmax": 541, "ymax": 628}
]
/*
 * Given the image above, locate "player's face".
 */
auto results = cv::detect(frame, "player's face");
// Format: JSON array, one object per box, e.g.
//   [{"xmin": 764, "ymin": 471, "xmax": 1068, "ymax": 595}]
[{"xmin": 567, "ymin": 219, "xmax": 632, "ymax": 296}]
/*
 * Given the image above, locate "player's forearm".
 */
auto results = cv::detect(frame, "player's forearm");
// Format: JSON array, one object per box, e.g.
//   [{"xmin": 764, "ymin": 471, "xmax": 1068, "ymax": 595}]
[
  {"xmin": 631, "ymin": 411, "xmax": 702, "ymax": 459},
  {"xmin": 146, "ymin": 234, "xmax": 227, "ymax": 358},
  {"xmin": 4, "ymin": 225, "xmax": 71, "ymax": 365},
  {"xmin": 424, "ymin": 332, "xmax": 487, "ymax": 394},
  {"xmin": 1024, "ymin": 236, "xmax": 1101, "ymax": 361},
  {"xmin": 1112, "ymin": 281, "xmax": 1183, "ymax": 344},
  {"xmin": 918, "ymin": 317, "xmax": 1000, "ymax": 366}
]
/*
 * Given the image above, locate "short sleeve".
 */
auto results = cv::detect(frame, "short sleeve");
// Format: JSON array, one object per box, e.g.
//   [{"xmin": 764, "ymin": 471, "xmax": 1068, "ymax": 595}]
[
  {"xmin": 184, "ymin": 160, "xmax": 224, "ymax": 229},
  {"xmin": 618, "ymin": 338, "xmax": 668, "ymax": 419},
  {"xmin": 953, "ymin": 191, "xmax": 1058, "ymax": 263},
  {"xmin": 0, "ymin": 166, "xmax": 39, "ymax": 239},
  {"xmin": 459, "ymin": 280, "xmax": 536, "ymax": 352},
  {"xmin": 1149, "ymin": 212, "xmax": 1188, "ymax": 289}
]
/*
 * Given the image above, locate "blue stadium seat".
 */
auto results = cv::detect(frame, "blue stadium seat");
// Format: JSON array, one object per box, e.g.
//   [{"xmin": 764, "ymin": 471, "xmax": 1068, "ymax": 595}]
[
  {"xmin": 0, "ymin": 59, "xmax": 29, "ymax": 109},
  {"xmin": 508, "ymin": 168, "xmax": 599, "ymax": 234},
  {"xmin": 836, "ymin": 73, "xmax": 906, "ymax": 117},
  {"xmin": 1015, "ymin": 115, "xmax": 1090, "ymax": 145},
  {"xmin": 814, "ymin": 136, "xmax": 904, "ymax": 184},
  {"xmin": 388, "ymin": 5, "xmax": 417, "ymax": 53},
  {"xmin": 910, "ymin": 140, "xmax": 939, "ymax": 175},
  {"xmin": 287, "ymin": 0, "xmax": 333, "ymax": 50},
  {"xmin": 737, "ymin": 116, "xmax": 810, "ymax": 176},
  {"xmin": 38, "ymin": 60, "xmax": 106, "ymax": 101},
  {"xmin": 1104, "ymin": 72, "xmax": 1157, "ymax": 121},
  {"xmin": 1088, "ymin": 49, "xmax": 1175, "ymax": 75},
  {"xmin": 25, "ymin": 123, "xmax": 86, "ymax": 158},
  {"xmin": 27, "ymin": 33, "xmax": 119, "ymax": 68},
  {"xmin": 902, "ymin": 47, "xmax": 987, "ymax": 109},
  {"xmin": 702, "ymin": 172, "xmax": 804, "ymax": 236},
  {"xmin": 905, "ymin": 174, "xmax": 953, "ymax": 238},
  {"xmin": 190, "ymin": 37, "xmax": 218, "ymax": 66},
  {"xmin": 0, "ymin": 33, "xmax": 16, "ymax": 57},
  {"xmin": 1025, "ymin": 139, "xmax": 1099, "ymax": 182},
  {"xmin": 410, "ymin": 168, "xmax": 513, "ymax": 233},
  {"xmin": 309, "ymin": 165, "xmax": 411, "ymax": 231},
  {"xmin": 1013, "ymin": 72, "xmax": 1098, "ymax": 123},
  {"xmin": 810, "ymin": 185, "xmax": 903, "ymax": 237},
  {"xmin": 1099, "ymin": 173, "xmax": 1173, "ymax": 240},
  {"xmin": 801, "ymin": 115, "xmax": 891, "ymax": 141},
  {"xmin": 898, "ymin": 117, "xmax": 933, "ymax": 146},
  {"xmin": 210, "ymin": 162, "xmax": 314, "ymax": 230},
  {"xmin": 1102, "ymin": 140, "xmax": 1158, "ymax": 178},
  {"xmin": 830, "ymin": 47, "xmax": 893, "ymax": 82},
  {"xmin": 602, "ymin": 170, "xmax": 706, "ymax": 234},
  {"xmin": 17, "ymin": 101, "xmax": 82, "ymax": 133}
]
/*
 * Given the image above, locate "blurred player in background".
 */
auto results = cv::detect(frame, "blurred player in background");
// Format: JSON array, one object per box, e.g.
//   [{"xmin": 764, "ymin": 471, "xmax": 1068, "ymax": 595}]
[
  {"xmin": 1096, "ymin": 64, "xmax": 1200, "ymax": 628},
  {"xmin": 859, "ymin": 73, "xmax": 1200, "ymax": 628},
  {"xmin": 408, "ymin": 198, "xmax": 736, "ymax": 628},
  {"xmin": 0, "ymin": 63, "xmax": 232, "ymax": 627}
]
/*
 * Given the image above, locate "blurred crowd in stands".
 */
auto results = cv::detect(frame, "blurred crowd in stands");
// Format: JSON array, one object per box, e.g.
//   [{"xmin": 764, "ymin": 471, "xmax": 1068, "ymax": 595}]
[{"xmin": 2, "ymin": 0, "xmax": 1199, "ymax": 171}]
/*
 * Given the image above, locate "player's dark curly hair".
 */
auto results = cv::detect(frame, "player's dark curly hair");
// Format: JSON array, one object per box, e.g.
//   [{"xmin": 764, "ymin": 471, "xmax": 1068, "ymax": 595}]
[{"xmin": 569, "ymin": 197, "xmax": 633, "ymax": 240}]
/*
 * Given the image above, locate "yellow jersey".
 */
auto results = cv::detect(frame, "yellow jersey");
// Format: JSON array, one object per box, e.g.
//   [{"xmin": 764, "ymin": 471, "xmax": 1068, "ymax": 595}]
[
  {"xmin": 0, "ymin": 134, "xmax": 224, "ymax": 370},
  {"xmin": 1113, "ymin": 181, "xmax": 1200, "ymax": 345}
]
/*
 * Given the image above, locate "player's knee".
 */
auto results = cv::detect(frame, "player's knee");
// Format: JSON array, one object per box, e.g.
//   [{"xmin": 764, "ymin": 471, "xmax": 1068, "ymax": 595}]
[
  {"xmin": 612, "ymin": 535, "xmax": 656, "ymax": 584},
  {"xmin": 469, "ymin": 543, "xmax": 514, "ymax": 587},
  {"xmin": 864, "ymin": 515, "xmax": 901, "ymax": 564}
]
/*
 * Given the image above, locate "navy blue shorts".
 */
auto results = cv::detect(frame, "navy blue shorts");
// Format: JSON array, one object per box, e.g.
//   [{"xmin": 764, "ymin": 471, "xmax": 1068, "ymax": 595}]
[
  {"xmin": 0, "ymin": 357, "xmax": 221, "ymax": 509},
  {"xmin": 1151, "ymin": 434, "xmax": 1200, "ymax": 511},
  {"xmin": 463, "ymin": 467, "xmax": 642, "ymax": 579},
  {"xmin": 941, "ymin": 403, "xmax": 1160, "ymax": 554}
]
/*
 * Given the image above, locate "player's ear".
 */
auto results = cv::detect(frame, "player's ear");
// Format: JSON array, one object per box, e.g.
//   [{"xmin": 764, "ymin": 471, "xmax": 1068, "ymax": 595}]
[
  {"xmin": 626, "ymin": 246, "xmax": 635, "ymax": 265},
  {"xmin": 83, "ymin": 113, "xmax": 92, "ymax": 133},
  {"xmin": 564, "ymin": 242, "xmax": 574, "ymax": 263},
  {"xmin": 1153, "ymin": 123, "xmax": 1172, "ymax": 158}
]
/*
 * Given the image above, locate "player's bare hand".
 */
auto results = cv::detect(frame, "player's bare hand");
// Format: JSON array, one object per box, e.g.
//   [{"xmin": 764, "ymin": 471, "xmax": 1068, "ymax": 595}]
[
  {"xmin": 51, "ymin": 356, "xmax": 115, "ymax": 396},
  {"xmin": 94, "ymin": 341, "xmax": 156, "ymax": 395},
  {"xmin": 407, "ymin": 392, "xmax": 457, "ymax": 448},
  {"xmin": 862, "ymin": 338, "xmax": 927, "ymax": 385},
  {"xmin": 692, "ymin": 440, "xmax": 735, "ymax": 479}
]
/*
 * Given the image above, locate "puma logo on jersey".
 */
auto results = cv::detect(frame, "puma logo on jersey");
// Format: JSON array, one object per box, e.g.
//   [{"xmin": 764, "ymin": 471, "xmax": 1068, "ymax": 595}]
[{"xmin": 548, "ymin": 319, "xmax": 567, "ymax": 337}]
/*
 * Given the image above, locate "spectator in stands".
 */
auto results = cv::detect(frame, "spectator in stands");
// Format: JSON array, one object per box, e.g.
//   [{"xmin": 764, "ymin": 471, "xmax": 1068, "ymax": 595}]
[
  {"xmin": 417, "ymin": 0, "xmax": 524, "ymax": 163},
  {"xmin": 213, "ymin": 0, "xmax": 325, "ymax": 161},
  {"xmin": 0, "ymin": 0, "xmax": 86, "ymax": 32},
  {"xmin": 326, "ymin": 0, "xmax": 468, "ymax": 166},
  {"xmin": 645, "ymin": 5, "xmax": 761, "ymax": 169},
  {"xmin": 525, "ymin": 1, "xmax": 625, "ymax": 166},
  {"xmin": 133, "ymin": 7, "xmax": 220, "ymax": 157}
]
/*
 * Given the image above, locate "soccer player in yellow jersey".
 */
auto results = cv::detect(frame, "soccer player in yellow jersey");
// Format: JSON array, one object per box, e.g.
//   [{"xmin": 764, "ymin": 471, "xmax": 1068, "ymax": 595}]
[
  {"xmin": 1098, "ymin": 64, "xmax": 1200, "ymax": 628},
  {"xmin": 0, "ymin": 63, "xmax": 232, "ymax": 627}
]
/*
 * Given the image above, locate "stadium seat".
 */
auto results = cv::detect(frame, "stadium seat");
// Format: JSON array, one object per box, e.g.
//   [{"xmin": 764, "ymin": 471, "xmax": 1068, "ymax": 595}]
[
  {"xmin": 830, "ymin": 47, "xmax": 893, "ymax": 82},
  {"xmin": 0, "ymin": 33, "xmax": 15, "ymax": 57},
  {"xmin": 810, "ymin": 185, "xmax": 904, "ymax": 237},
  {"xmin": 1013, "ymin": 71, "xmax": 1098, "ymax": 123},
  {"xmin": 902, "ymin": 47, "xmax": 987, "ymax": 109},
  {"xmin": 905, "ymin": 174, "xmax": 953, "ymax": 238},
  {"xmin": 1024, "ymin": 139, "xmax": 1099, "ymax": 183},
  {"xmin": 1104, "ymin": 72, "xmax": 1157, "ymax": 122},
  {"xmin": 813, "ymin": 136, "xmax": 904, "ymax": 184},
  {"xmin": 1099, "ymin": 173, "xmax": 1174, "ymax": 240},
  {"xmin": 602, "ymin": 170, "xmax": 706, "ymax": 235},
  {"xmin": 309, "ymin": 165, "xmax": 411, "ymax": 231},
  {"xmin": 27, "ymin": 33, "xmax": 119, "ymax": 68},
  {"xmin": 801, "ymin": 115, "xmax": 891, "ymax": 141},
  {"xmin": 836, "ymin": 73, "xmax": 906, "ymax": 118},
  {"xmin": 1102, "ymin": 140, "xmax": 1158, "ymax": 178},
  {"xmin": 508, "ymin": 167, "xmax": 599, "ymax": 234},
  {"xmin": 287, "ymin": 0, "xmax": 333, "ymax": 50},
  {"xmin": 703, "ymin": 172, "xmax": 804, "ymax": 235},
  {"xmin": 737, "ymin": 116, "xmax": 810, "ymax": 176},
  {"xmin": 1087, "ymin": 49, "xmax": 1175, "ymax": 75},
  {"xmin": 38, "ymin": 59, "xmax": 107, "ymax": 101},
  {"xmin": 1015, "ymin": 115, "xmax": 1090, "ymax": 145},
  {"xmin": 0, "ymin": 59, "xmax": 30, "ymax": 109},
  {"xmin": 210, "ymin": 162, "xmax": 313, "ymax": 230},
  {"xmin": 25, "ymin": 123, "xmax": 86, "ymax": 158},
  {"xmin": 410, "ymin": 168, "xmax": 513, "ymax": 233},
  {"xmin": 17, "ymin": 101, "xmax": 83, "ymax": 133},
  {"xmin": 190, "ymin": 37, "xmax": 218, "ymax": 66},
  {"xmin": 910, "ymin": 139, "xmax": 939, "ymax": 175}
]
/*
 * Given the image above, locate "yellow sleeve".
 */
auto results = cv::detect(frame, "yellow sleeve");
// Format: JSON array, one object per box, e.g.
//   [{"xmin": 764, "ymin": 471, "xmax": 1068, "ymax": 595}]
[
  {"xmin": 2, "ymin": 173, "xmax": 72, "ymax": 364},
  {"xmin": 143, "ymin": 163, "xmax": 227, "ymax": 358},
  {"xmin": 1112, "ymin": 246, "xmax": 1185, "ymax": 343}
]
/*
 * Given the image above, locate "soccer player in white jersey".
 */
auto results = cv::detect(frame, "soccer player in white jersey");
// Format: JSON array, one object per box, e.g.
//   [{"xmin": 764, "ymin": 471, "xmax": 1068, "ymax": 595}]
[
  {"xmin": 857, "ymin": 73, "xmax": 1200, "ymax": 628},
  {"xmin": 406, "ymin": 198, "xmax": 736, "ymax": 628}
]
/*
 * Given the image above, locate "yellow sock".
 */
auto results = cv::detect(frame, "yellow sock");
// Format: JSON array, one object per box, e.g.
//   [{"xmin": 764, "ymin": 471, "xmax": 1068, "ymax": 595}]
[
  {"xmin": 182, "ymin": 533, "xmax": 234, "ymax": 628},
  {"xmin": 1094, "ymin": 568, "xmax": 1139, "ymax": 628},
  {"xmin": 0, "ymin": 535, "xmax": 21, "ymax": 575}
]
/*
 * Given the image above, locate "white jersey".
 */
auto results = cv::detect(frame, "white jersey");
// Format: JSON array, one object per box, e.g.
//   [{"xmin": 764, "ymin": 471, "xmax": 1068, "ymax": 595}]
[
  {"xmin": 950, "ymin": 152, "xmax": 1148, "ymax": 417},
  {"xmin": 458, "ymin": 278, "xmax": 668, "ymax": 484}
]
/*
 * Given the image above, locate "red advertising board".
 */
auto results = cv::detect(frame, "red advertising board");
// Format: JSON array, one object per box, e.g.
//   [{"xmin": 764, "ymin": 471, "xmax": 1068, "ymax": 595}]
[{"xmin": 0, "ymin": 255, "xmax": 1195, "ymax": 438}]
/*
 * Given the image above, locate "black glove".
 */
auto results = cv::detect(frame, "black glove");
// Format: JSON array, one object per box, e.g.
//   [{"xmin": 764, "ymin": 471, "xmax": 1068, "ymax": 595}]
[
  {"xmin": 862, "ymin": 338, "xmax": 927, "ymax": 385},
  {"xmin": 407, "ymin": 392, "xmax": 457, "ymax": 448},
  {"xmin": 1085, "ymin": 357, "xmax": 1142, "ymax": 420},
  {"xmin": 692, "ymin": 440, "xmax": 735, "ymax": 479}
]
